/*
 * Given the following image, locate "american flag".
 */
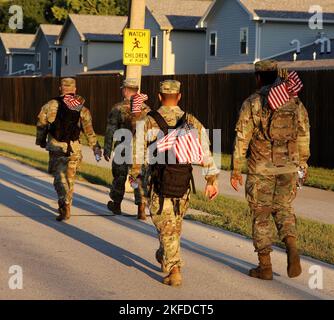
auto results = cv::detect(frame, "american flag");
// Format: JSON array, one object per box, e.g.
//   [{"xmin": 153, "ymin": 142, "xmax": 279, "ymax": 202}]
[
  {"xmin": 268, "ymin": 82, "xmax": 291, "ymax": 111},
  {"xmin": 287, "ymin": 71, "xmax": 303, "ymax": 97},
  {"xmin": 63, "ymin": 95, "xmax": 83, "ymax": 111},
  {"xmin": 157, "ymin": 123, "xmax": 204, "ymax": 164},
  {"xmin": 131, "ymin": 93, "xmax": 148, "ymax": 114}
]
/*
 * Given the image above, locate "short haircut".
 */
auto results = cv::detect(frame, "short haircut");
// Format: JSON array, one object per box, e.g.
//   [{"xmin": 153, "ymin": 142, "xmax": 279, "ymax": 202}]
[
  {"xmin": 160, "ymin": 93, "xmax": 180, "ymax": 100},
  {"xmin": 255, "ymin": 71, "xmax": 278, "ymax": 86},
  {"xmin": 125, "ymin": 87, "xmax": 138, "ymax": 94}
]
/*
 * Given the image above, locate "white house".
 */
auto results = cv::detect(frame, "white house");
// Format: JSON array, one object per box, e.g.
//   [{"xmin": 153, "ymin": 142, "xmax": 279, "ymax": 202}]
[
  {"xmin": 198, "ymin": 0, "xmax": 334, "ymax": 73},
  {"xmin": 144, "ymin": 0, "xmax": 212, "ymax": 75},
  {"xmin": 56, "ymin": 14, "xmax": 128, "ymax": 77}
]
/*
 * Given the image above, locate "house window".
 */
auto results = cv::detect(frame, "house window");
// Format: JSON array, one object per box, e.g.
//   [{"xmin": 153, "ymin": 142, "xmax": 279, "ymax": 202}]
[
  {"xmin": 48, "ymin": 51, "xmax": 53, "ymax": 69},
  {"xmin": 240, "ymin": 28, "xmax": 249, "ymax": 55},
  {"xmin": 209, "ymin": 32, "xmax": 217, "ymax": 56},
  {"xmin": 151, "ymin": 36, "xmax": 158, "ymax": 59},
  {"xmin": 36, "ymin": 53, "xmax": 41, "ymax": 70},
  {"xmin": 64, "ymin": 48, "xmax": 69, "ymax": 65},
  {"xmin": 4, "ymin": 56, "xmax": 9, "ymax": 72},
  {"xmin": 79, "ymin": 46, "xmax": 84, "ymax": 64}
]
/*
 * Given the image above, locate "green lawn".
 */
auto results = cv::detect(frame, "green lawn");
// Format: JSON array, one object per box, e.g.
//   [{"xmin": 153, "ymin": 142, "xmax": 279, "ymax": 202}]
[
  {"xmin": 1, "ymin": 120, "xmax": 334, "ymax": 191},
  {"xmin": 0, "ymin": 141, "xmax": 333, "ymax": 265}
]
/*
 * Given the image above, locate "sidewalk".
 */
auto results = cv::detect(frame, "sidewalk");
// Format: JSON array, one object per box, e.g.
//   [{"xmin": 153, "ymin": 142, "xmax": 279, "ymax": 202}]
[{"xmin": 1, "ymin": 129, "xmax": 334, "ymax": 224}]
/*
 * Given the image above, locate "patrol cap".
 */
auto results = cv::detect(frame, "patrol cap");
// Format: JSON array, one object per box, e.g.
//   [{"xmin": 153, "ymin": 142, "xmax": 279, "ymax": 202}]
[
  {"xmin": 121, "ymin": 78, "xmax": 139, "ymax": 89},
  {"xmin": 255, "ymin": 60, "xmax": 278, "ymax": 72},
  {"xmin": 61, "ymin": 78, "xmax": 76, "ymax": 88},
  {"xmin": 160, "ymin": 80, "xmax": 181, "ymax": 94}
]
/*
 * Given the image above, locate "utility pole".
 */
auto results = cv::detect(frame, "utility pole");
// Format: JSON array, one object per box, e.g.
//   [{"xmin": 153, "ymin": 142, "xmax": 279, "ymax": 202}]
[{"xmin": 126, "ymin": 0, "xmax": 146, "ymax": 88}]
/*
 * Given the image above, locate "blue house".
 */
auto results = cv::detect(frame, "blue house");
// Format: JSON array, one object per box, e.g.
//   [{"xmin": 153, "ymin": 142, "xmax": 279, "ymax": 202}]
[
  {"xmin": 0, "ymin": 33, "xmax": 35, "ymax": 76},
  {"xmin": 198, "ymin": 0, "xmax": 334, "ymax": 73},
  {"xmin": 32, "ymin": 24, "xmax": 62, "ymax": 77}
]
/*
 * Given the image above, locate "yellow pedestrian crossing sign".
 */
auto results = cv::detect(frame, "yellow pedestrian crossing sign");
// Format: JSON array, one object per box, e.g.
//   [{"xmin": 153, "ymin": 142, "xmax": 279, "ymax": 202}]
[{"xmin": 123, "ymin": 28, "xmax": 151, "ymax": 66}]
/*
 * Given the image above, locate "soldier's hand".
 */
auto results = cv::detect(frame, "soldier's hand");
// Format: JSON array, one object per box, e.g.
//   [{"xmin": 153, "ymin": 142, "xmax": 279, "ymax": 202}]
[
  {"xmin": 230, "ymin": 172, "xmax": 243, "ymax": 192},
  {"xmin": 104, "ymin": 154, "xmax": 110, "ymax": 162},
  {"xmin": 205, "ymin": 184, "xmax": 218, "ymax": 201}
]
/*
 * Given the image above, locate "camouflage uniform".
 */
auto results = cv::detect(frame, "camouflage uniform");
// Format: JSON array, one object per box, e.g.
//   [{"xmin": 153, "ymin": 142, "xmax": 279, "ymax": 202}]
[
  {"xmin": 36, "ymin": 89, "xmax": 98, "ymax": 208},
  {"xmin": 232, "ymin": 61, "xmax": 311, "ymax": 254},
  {"xmin": 104, "ymin": 81, "xmax": 150, "ymax": 206},
  {"xmin": 131, "ymin": 80, "xmax": 219, "ymax": 273}
]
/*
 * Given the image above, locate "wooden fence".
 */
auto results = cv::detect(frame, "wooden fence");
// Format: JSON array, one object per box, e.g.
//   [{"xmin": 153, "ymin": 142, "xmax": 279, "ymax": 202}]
[{"xmin": 0, "ymin": 71, "xmax": 333, "ymax": 168}]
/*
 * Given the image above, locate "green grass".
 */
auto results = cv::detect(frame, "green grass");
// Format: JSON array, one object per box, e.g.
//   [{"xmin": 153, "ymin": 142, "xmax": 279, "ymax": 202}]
[
  {"xmin": 0, "ymin": 141, "xmax": 333, "ymax": 265},
  {"xmin": 1, "ymin": 120, "xmax": 334, "ymax": 191}
]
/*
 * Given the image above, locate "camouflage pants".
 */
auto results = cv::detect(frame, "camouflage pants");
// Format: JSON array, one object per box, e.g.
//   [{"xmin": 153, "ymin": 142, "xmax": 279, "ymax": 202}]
[
  {"xmin": 49, "ymin": 151, "xmax": 82, "ymax": 206},
  {"xmin": 150, "ymin": 191, "xmax": 190, "ymax": 273},
  {"xmin": 246, "ymin": 173, "xmax": 298, "ymax": 254},
  {"xmin": 110, "ymin": 161, "xmax": 145, "ymax": 205}
]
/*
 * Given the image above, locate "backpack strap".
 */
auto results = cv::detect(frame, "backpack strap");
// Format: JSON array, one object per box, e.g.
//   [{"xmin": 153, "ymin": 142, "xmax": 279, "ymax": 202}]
[
  {"xmin": 148, "ymin": 111, "xmax": 169, "ymax": 135},
  {"xmin": 148, "ymin": 110, "xmax": 188, "ymax": 135}
]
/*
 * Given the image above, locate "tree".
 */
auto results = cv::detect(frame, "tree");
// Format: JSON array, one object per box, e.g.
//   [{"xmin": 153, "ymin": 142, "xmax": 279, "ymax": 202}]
[{"xmin": 51, "ymin": 0, "xmax": 122, "ymax": 23}]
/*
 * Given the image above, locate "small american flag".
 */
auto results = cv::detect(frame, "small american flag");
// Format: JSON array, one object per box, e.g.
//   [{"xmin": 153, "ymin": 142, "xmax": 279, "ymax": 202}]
[
  {"xmin": 268, "ymin": 82, "xmax": 290, "ymax": 111},
  {"xmin": 63, "ymin": 95, "xmax": 83, "ymax": 111},
  {"xmin": 156, "ymin": 124, "xmax": 204, "ymax": 164},
  {"xmin": 157, "ymin": 129, "xmax": 178, "ymax": 152},
  {"xmin": 287, "ymin": 71, "xmax": 303, "ymax": 97},
  {"xmin": 131, "ymin": 93, "xmax": 148, "ymax": 114},
  {"xmin": 173, "ymin": 124, "xmax": 204, "ymax": 164}
]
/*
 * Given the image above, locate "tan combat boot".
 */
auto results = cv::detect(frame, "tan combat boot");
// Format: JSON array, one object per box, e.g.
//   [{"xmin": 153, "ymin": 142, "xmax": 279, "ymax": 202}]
[
  {"xmin": 163, "ymin": 267, "xmax": 182, "ymax": 287},
  {"xmin": 249, "ymin": 253, "xmax": 273, "ymax": 280},
  {"xmin": 137, "ymin": 203, "xmax": 146, "ymax": 221},
  {"xmin": 284, "ymin": 236, "xmax": 302, "ymax": 278},
  {"xmin": 107, "ymin": 201, "xmax": 122, "ymax": 215}
]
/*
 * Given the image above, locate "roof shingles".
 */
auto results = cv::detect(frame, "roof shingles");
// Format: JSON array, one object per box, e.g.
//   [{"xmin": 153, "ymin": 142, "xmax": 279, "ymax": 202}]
[{"xmin": 0, "ymin": 33, "xmax": 35, "ymax": 53}]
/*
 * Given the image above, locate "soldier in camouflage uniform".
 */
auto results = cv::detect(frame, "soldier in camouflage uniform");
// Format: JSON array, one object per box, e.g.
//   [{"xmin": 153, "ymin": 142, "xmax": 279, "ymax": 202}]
[
  {"xmin": 131, "ymin": 80, "xmax": 219, "ymax": 287},
  {"xmin": 231, "ymin": 60, "xmax": 310, "ymax": 280},
  {"xmin": 104, "ymin": 79, "xmax": 150, "ymax": 220},
  {"xmin": 36, "ymin": 78, "xmax": 101, "ymax": 222}
]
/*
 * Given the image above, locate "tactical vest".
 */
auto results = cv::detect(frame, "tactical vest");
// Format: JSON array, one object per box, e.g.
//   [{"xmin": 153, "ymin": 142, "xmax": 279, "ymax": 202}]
[
  {"xmin": 254, "ymin": 96, "xmax": 300, "ymax": 168},
  {"xmin": 147, "ymin": 111, "xmax": 195, "ymax": 200},
  {"xmin": 49, "ymin": 97, "xmax": 82, "ymax": 155}
]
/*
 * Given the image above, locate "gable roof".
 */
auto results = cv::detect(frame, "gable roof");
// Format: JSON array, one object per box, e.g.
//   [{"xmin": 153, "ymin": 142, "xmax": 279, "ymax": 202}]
[
  {"xmin": 0, "ymin": 33, "xmax": 35, "ymax": 54},
  {"xmin": 146, "ymin": 0, "xmax": 212, "ymax": 31},
  {"xmin": 57, "ymin": 14, "xmax": 128, "ymax": 44},
  {"xmin": 32, "ymin": 24, "xmax": 62, "ymax": 48},
  {"xmin": 199, "ymin": 0, "xmax": 334, "ymax": 26}
]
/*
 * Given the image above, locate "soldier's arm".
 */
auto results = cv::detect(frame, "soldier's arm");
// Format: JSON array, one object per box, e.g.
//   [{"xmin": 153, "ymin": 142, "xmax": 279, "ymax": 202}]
[
  {"xmin": 80, "ymin": 107, "xmax": 98, "ymax": 149},
  {"xmin": 36, "ymin": 101, "xmax": 53, "ymax": 147},
  {"xmin": 188, "ymin": 114, "xmax": 220, "ymax": 185},
  {"xmin": 231, "ymin": 99, "xmax": 255, "ymax": 174},
  {"xmin": 297, "ymin": 101, "xmax": 311, "ymax": 168},
  {"xmin": 103, "ymin": 107, "xmax": 120, "ymax": 158}
]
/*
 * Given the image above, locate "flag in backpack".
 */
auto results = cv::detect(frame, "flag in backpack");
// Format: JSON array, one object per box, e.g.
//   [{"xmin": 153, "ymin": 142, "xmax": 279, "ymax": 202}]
[
  {"xmin": 287, "ymin": 71, "xmax": 304, "ymax": 97},
  {"xmin": 131, "ymin": 93, "xmax": 148, "ymax": 114},
  {"xmin": 63, "ymin": 95, "xmax": 83, "ymax": 112},
  {"xmin": 156, "ymin": 123, "xmax": 204, "ymax": 164},
  {"xmin": 268, "ymin": 82, "xmax": 290, "ymax": 111}
]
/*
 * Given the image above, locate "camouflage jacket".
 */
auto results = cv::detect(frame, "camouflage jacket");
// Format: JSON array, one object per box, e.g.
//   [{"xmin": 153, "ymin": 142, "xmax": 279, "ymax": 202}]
[
  {"xmin": 131, "ymin": 105, "xmax": 220, "ymax": 185},
  {"xmin": 232, "ymin": 92, "xmax": 310, "ymax": 175},
  {"xmin": 103, "ymin": 99, "xmax": 151, "ymax": 158},
  {"xmin": 36, "ymin": 97, "xmax": 98, "ymax": 154}
]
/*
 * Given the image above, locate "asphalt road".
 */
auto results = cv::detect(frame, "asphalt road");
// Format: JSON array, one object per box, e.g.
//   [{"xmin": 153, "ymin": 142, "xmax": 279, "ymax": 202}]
[
  {"xmin": 0, "ymin": 156, "xmax": 333, "ymax": 300},
  {"xmin": 1, "ymin": 130, "xmax": 334, "ymax": 224}
]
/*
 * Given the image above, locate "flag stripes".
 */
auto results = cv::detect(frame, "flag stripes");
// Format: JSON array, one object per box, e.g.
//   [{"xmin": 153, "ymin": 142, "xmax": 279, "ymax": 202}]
[{"xmin": 131, "ymin": 93, "xmax": 148, "ymax": 114}]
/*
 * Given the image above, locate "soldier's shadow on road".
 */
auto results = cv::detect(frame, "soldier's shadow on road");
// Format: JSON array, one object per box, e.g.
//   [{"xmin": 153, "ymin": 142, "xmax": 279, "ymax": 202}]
[
  {"xmin": 0, "ymin": 177, "xmax": 162, "ymax": 283},
  {"xmin": 0, "ymin": 163, "xmax": 256, "ymax": 277}
]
